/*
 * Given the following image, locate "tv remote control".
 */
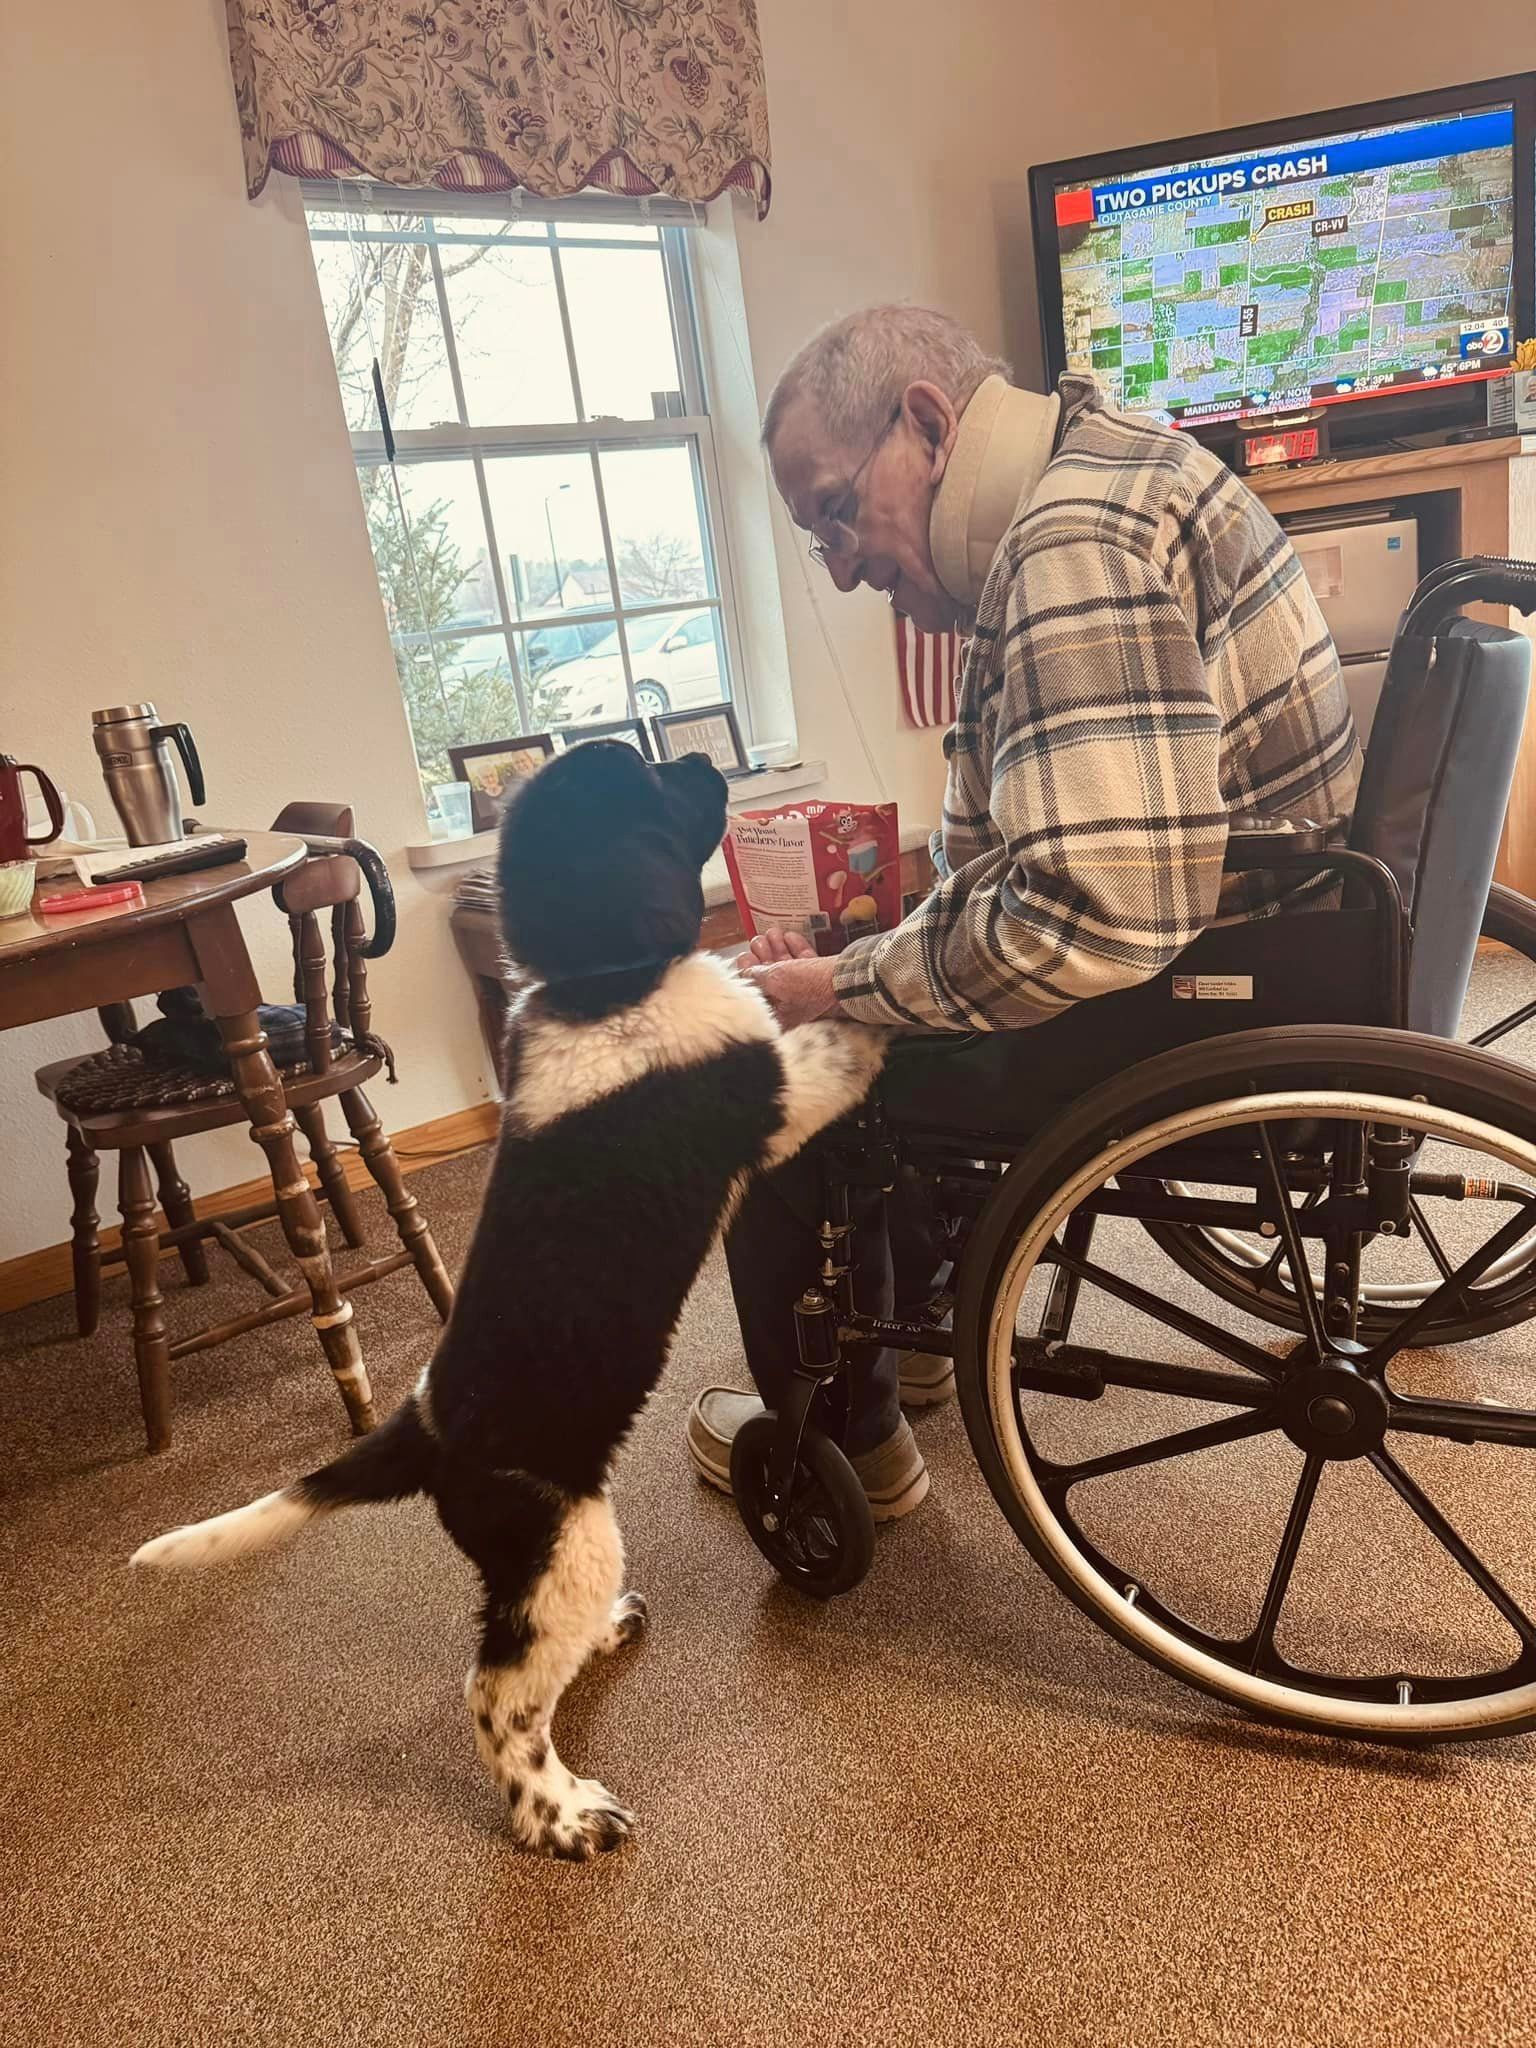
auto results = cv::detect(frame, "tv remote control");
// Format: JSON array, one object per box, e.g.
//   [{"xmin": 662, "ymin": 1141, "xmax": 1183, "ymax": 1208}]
[{"xmin": 90, "ymin": 838, "xmax": 248, "ymax": 886}]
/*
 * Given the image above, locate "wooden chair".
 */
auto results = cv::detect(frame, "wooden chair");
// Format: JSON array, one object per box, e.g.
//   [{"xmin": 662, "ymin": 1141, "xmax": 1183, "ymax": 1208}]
[{"xmin": 35, "ymin": 803, "xmax": 454, "ymax": 1449}]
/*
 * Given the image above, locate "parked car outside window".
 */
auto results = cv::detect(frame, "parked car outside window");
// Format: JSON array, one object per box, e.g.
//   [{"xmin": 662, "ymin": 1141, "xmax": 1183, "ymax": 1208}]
[{"xmin": 543, "ymin": 607, "xmax": 725, "ymax": 723}]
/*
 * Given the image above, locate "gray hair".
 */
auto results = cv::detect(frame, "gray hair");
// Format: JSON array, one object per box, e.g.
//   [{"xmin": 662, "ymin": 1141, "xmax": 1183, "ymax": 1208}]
[{"xmin": 762, "ymin": 305, "xmax": 1011, "ymax": 453}]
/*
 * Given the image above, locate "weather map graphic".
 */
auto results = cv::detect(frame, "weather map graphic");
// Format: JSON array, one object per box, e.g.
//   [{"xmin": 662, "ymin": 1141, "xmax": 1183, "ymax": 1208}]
[{"xmin": 1053, "ymin": 108, "xmax": 1516, "ymax": 425}]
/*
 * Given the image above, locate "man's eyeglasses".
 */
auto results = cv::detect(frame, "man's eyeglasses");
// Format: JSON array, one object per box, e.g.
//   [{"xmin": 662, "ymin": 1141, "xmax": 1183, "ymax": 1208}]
[{"xmin": 806, "ymin": 403, "xmax": 903, "ymax": 569}]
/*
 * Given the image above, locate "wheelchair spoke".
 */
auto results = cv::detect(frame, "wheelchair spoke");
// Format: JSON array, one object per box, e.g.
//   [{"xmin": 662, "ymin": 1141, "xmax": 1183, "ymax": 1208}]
[
  {"xmin": 1253, "ymin": 1184, "xmax": 1326, "ymax": 1296},
  {"xmin": 1248, "ymin": 1452, "xmax": 1324, "ymax": 1672},
  {"xmin": 1050, "ymin": 1247, "xmax": 1281, "ymax": 1382},
  {"xmin": 1407, "ymin": 1197, "xmax": 1458, "ymax": 1286},
  {"xmin": 1387, "ymin": 1392, "xmax": 1536, "ymax": 1451},
  {"xmin": 1047, "ymin": 1406, "xmax": 1276, "ymax": 1492},
  {"xmin": 1256, "ymin": 1125, "xmax": 1329, "ymax": 1357},
  {"xmin": 1365, "ymin": 1192, "xmax": 1536, "ymax": 1375},
  {"xmin": 1370, "ymin": 1451, "xmax": 1536, "ymax": 1652},
  {"xmin": 1472, "ymin": 996, "xmax": 1536, "ymax": 1050}
]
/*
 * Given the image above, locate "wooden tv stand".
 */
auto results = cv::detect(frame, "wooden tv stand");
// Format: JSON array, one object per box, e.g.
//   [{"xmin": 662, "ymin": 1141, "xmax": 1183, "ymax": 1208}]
[{"xmin": 1247, "ymin": 434, "xmax": 1536, "ymax": 894}]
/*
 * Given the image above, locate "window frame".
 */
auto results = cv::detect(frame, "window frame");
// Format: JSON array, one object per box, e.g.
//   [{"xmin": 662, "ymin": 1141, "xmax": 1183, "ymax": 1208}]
[{"xmin": 305, "ymin": 186, "xmax": 752, "ymax": 754}]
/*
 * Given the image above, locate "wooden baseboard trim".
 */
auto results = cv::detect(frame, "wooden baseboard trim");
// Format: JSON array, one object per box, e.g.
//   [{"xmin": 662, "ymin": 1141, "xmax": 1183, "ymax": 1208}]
[{"xmin": 0, "ymin": 1100, "xmax": 500, "ymax": 1320}]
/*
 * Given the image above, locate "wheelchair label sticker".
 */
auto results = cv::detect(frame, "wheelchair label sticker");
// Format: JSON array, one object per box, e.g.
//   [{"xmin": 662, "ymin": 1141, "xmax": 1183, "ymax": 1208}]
[{"xmin": 1173, "ymin": 974, "xmax": 1254, "ymax": 1000}]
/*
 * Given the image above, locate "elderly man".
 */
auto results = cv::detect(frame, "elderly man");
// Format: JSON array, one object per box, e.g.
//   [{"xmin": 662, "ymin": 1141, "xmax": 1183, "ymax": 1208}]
[{"xmin": 687, "ymin": 305, "xmax": 1359, "ymax": 1519}]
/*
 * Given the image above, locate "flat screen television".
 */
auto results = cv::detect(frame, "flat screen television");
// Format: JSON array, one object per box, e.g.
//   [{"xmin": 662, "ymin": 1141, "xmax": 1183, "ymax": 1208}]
[{"xmin": 1030, "ymin": 75, "xmax": 1536, "ymax": 453}]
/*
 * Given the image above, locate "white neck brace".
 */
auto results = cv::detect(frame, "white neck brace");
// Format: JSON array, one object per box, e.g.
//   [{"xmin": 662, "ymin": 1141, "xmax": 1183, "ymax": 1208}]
[{"xmin": 929, "ymin": 376, "xmax": 1061, "ymax": 612}]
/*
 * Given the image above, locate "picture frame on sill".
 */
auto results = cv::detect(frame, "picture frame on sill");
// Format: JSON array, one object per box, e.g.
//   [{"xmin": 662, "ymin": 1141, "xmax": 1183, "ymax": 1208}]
[
  {"xmin": 448, "ymin": 733, "xmax": 557, "ymax": 831},
  {"xmin": 556, "ymin": 718, "xmax": 654, "ymax": 760},
  {"xmin": 651, "ymin": 704, "xmax": 749, "ymax": 778}
]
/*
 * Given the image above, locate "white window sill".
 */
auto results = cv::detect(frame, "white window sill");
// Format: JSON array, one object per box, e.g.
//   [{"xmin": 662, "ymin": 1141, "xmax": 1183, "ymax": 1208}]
[{"xmin": 405, "ymin": 757, "xmax": 829, "ymax": 871}]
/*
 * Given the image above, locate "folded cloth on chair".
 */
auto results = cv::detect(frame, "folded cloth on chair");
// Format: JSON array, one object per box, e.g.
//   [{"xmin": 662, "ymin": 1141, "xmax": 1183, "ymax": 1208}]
[{"xmin": 130, "ymin": 987, "xmax": 343, "ymax": 1075}]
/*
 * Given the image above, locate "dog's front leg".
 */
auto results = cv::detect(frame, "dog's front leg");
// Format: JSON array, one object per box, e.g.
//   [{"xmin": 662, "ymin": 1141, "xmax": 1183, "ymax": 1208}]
[
  {"xmin": 762, "ymin": 1022, "xmax": 888, "ymax": 1169},
  {"xmin": 466, "ymin": 1494, "xmax": 639, "ymax": 1860}
]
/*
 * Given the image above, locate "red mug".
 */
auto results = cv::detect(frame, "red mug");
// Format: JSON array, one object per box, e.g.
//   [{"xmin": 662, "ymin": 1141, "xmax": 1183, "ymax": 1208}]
[{"xmin": 0, "ymin": 754, "xmax": 65, "ymax": 864}]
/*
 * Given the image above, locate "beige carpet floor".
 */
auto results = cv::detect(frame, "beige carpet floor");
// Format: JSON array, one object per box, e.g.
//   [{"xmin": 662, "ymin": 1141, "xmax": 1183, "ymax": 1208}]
[{"xmin": 7, "ymin": 977, "xmax": 1536, "ymax": 2048}]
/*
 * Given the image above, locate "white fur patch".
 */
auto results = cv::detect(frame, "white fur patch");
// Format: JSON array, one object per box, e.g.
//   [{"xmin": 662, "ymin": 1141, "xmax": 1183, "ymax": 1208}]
[
  {"xmin": 523, "ymin": 1494, "xmax": 626, "ymax": 1693},
  {"xmin": 130, "ymin": 1489, "xmax": 315, "ymax": 1571},
  {"xmin": 508, "ymin": 953, "xmax": 777, "ymax": 1132},
  {"xmin": 762, "ymin": 1022, "xmax": 888, "ymax": 1168},
  {"xmin": 466, "ymin": 1494, "xmax": 635, "ymax": 1857}
]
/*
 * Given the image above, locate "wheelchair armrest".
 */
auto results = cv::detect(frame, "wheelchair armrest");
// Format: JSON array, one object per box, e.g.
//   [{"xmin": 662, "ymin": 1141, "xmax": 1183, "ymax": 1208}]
[
  {"xmin": 1215, "ymin": 831, "xmax": 1408, "ymax": 1028},
  {"xmin": 1223, "ymin": 813, "xmax": 1348, "ymax": 869}
]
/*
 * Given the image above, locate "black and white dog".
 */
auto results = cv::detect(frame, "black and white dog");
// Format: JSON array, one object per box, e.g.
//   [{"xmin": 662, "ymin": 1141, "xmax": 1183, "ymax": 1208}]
[{"xmin": 132, "ymin": 742, "xmax": 885, "ymax": 1860}]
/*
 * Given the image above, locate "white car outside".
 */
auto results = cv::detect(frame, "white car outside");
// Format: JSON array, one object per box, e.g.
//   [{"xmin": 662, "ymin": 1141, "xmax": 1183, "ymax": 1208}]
[{"xmin": 544, "ymin": 608, "xmax": 724, "ymax": 724}]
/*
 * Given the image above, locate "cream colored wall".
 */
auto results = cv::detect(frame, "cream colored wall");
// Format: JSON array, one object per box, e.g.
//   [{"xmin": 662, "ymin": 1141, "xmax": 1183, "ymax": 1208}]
[
  {"xmin": 723, "ymin": 0, "xmax": 1219, "ymax": 829},
  {"xmin": 0, "ymin": 1, "xmax": 489, "ymax": 1266},
  {"xmin": 1214, "ymin": 20, "xmax": 1532, "ymax": 127},
  {"xmin": 0, "ymin": 0, "xmax": 1216, "ymax": 1267}
]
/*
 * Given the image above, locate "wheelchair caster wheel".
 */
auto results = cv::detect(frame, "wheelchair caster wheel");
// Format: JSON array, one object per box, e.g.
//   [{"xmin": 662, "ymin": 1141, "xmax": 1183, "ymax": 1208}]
[{"xmin": 730, "ymin": 1414, "xmax": 875, "ymax": 1598}]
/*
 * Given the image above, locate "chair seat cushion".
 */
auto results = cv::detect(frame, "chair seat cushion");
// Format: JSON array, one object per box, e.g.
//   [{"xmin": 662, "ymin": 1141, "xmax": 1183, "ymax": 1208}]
[{"xmin": 44, "ymin": 1038, "xmax": 361, "ymax": 1117}]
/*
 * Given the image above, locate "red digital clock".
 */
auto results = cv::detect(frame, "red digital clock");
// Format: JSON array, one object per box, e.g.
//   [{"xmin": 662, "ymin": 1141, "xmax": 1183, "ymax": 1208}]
[{"xmin": 1239, "ymin": 423, "xmax": 1325, "ymax": 471}]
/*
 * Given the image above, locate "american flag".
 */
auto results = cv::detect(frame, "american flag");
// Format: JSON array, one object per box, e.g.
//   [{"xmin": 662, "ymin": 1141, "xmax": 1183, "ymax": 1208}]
[{"xmin": 894, "ymin": 614, "xmax": 964, "ymax": 728}]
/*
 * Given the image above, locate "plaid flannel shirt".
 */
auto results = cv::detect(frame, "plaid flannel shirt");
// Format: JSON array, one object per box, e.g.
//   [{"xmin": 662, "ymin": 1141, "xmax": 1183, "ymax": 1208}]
[{"xmin": 832, "ymin": 377, "xmax": 1361, "ymax": 1031}]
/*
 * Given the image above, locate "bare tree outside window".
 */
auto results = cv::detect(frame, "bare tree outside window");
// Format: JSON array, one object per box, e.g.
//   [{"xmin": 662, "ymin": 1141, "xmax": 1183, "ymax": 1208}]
[
  {"xmin": 616, "ymin": 530, "xmax": 705, "ymax": 603},
  {"xmin": 306, "ymin": 201, "xmax": 739, "ymax": 816}
]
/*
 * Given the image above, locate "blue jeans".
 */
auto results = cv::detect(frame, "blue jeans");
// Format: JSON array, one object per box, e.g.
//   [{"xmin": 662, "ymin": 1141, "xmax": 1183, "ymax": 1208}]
[{"xmin": 723, "ymin": 1147, "xmax": 943, "ymax": 1456}]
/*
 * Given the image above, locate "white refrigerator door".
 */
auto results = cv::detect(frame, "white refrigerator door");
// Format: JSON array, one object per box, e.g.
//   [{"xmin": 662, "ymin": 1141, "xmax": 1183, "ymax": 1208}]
[
  {"xmin": 1289, "ymin": 519, "xmax": 1420, "ymax": 658},
  {"xmin": 1340, "ymin": 654, "xmax": 1390, "ymax": 749}
]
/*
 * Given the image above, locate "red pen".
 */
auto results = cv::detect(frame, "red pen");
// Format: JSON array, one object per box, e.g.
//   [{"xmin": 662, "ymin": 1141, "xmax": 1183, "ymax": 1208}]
[{"xmin": 40, "ymin": 882, "xmax": 146, "ymax": 915}]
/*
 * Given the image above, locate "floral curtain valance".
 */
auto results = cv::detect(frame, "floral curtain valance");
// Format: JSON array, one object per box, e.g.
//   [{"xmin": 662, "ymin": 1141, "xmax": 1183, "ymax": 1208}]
[{"xmin": 226, "ymin": 0, "xmax": 772, "ymax": 217}]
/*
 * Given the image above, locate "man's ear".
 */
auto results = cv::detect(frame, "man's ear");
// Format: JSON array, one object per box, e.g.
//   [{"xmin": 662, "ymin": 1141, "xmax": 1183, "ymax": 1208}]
[{"xmin": 903, "ymin": 381, "xmax": 961, "ymax": 483}]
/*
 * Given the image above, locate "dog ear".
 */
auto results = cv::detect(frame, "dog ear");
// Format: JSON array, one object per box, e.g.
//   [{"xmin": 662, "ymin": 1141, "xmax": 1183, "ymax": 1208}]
[{"xmin": 657, "ymin": 753, "xmax": 729, "ymax": 868}]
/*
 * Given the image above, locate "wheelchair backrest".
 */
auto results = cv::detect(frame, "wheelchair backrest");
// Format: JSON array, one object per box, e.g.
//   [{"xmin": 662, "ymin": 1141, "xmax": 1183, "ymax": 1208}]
[{"xmin": 1348, "ymin": 606, "xmax": 1531, "ymax": 1039}]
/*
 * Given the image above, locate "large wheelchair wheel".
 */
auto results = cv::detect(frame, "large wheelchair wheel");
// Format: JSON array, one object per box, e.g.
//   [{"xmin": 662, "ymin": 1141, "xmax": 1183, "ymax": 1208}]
[
  {"xmin": 1143, "ymin": 885, "xmax": 1536, "ymax": 1345},
  {"xmin": 954, "ymin": 1026, "xmax": 1536, "ymax": 1744}
]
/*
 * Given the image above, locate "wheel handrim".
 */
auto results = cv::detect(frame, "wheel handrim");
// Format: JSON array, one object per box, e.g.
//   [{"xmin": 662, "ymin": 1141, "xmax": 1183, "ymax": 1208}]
[
  {"xmin": 984, "ymin": 1088, "xmax": 1536, "ymax": 1735},
  {"xmin": 1161, "ymin": 1184, "xmax": 1536, "ymax": 1310},
  {"xmin": 1146, "ymin": 936, "xmax": 1536, "ymax": 1335}
]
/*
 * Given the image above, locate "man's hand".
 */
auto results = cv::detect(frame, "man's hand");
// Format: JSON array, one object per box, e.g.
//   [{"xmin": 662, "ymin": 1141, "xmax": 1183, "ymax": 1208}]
[
  {"xmin": 747, "ymin": 929, "xmax": 818, "ymax": 964},
  {"xmin": 742, "ymin": 928, "xmax": 840, "ymax": 1028}
]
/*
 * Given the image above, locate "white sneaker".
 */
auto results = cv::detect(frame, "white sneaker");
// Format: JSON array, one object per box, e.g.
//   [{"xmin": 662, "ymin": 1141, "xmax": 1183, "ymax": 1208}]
[
  {"xmin": 898, "ymin": 1304, "xmax": 955, "ymax": 1407},
  {"xmin": 897, "ymin": 1349, "xmax": 956, "ymax": 1407}
]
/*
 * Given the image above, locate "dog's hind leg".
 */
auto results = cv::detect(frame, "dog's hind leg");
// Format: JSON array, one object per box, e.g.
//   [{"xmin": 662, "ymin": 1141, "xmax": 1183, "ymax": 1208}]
[
  {"xmin": 593, "ymin": 1589, "xmax": 648, "ymax": 1653},
  {"xmin": 465, "ymin": 1492, "xmax": 635, "ymax": 1860}
]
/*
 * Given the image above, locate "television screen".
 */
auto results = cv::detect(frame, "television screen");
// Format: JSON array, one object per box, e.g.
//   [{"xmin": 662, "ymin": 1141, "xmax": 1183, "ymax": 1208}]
[{"xmin": 1045, "ymin": 102, "xmax": 1518, "ymax": 428}]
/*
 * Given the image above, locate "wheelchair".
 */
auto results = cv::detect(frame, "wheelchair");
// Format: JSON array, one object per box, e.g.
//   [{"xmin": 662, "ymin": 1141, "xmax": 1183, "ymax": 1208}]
[{"xmin": 730, "ymin": 554, "xmax": 1536, "ymax": 1747}]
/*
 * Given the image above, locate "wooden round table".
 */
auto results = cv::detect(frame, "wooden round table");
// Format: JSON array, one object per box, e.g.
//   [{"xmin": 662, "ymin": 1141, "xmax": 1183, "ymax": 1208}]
[{"xmin": 1, "ymin": 832, "xmax": 376, "ymax": 1448}]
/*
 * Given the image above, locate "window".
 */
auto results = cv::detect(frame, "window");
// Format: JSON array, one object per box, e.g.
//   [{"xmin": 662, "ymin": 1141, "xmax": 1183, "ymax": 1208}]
[{"xmin": 304, "ymin": 189, "xmax": 744, "ymax": 812}]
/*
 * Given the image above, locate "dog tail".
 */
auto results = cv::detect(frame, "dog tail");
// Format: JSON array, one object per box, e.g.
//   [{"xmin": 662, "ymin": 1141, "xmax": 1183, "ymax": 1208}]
[{"xmin": 130, "ymin": 1395, "xmax": 434, "ymax": 1572}]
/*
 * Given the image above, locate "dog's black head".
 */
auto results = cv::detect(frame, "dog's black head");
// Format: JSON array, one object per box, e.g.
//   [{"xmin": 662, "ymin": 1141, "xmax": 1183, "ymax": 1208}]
[{"xmin": 497, "ymin": 741, "xmax": 728, "ymax": 998}]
